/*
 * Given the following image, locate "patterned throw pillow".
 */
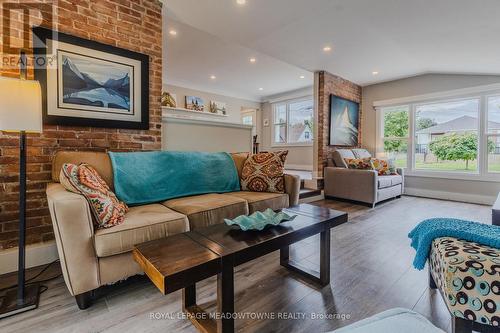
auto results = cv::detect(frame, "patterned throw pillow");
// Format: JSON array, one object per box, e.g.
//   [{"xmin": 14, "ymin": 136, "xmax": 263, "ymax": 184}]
[
  {"xmin": 241, "ymin": 151, "xmax": 288, "ymax": 193},
  {"xmin": 344, "ymin": 157, "xmax": 373, "ymax": 170},
  {"xmin": 371, "ymin": 158, "xmax": 398, "ymax": 176},
  {"xmin": 60, "ymin": 163, "xmax": 128, "ymax": 229}
]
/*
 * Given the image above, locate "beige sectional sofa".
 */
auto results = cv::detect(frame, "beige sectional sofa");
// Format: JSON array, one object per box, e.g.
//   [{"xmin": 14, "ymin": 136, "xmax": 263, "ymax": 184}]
[
  {"xmin": 324, "ymin": 149, "xmax": 404, "ymax": 207},
  {"xmin": 46, "ymin": 151, "xmax": 300, "ymax": 309}
]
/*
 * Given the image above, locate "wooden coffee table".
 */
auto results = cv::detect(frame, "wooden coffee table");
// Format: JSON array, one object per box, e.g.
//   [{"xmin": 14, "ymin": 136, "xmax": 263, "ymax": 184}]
[{"xmin": 133, "ymin": 203, "xmax": 348, "ymax": 333}]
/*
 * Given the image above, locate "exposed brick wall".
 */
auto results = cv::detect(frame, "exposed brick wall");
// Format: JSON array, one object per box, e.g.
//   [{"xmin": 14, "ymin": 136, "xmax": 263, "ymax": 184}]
[
  {"xmin": 316, "ymin": 71, "xmax": 362, "ymax": 176},
  {"xmin": 0, "ymin": 0, "xmax": 163, "ymax": 249}
]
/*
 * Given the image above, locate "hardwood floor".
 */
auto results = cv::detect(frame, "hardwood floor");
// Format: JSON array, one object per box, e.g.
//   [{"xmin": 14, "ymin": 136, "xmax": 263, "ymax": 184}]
[{"xmin": 0, "ymin": 196, "xmax": 491, "ymax": 333}]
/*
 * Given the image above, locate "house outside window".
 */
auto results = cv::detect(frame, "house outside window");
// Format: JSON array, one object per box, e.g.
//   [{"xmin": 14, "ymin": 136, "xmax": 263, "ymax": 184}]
[
  {"xmin": 376, "ymin": 87, "xmax": 500, "ymax": 180},
  {"xmin": 272, "ymin": 97, "xmax": 313, "ymax": 146}
]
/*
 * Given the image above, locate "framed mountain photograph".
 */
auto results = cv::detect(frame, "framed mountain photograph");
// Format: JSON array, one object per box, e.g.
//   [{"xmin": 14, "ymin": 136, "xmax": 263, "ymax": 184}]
[
  {"xmin": 329, "ymin": 94, "xmax": 360, "ymax": 146},
  {"xmin": 33, "ymin": 27, "xmax": 149, "ymax": 129}
]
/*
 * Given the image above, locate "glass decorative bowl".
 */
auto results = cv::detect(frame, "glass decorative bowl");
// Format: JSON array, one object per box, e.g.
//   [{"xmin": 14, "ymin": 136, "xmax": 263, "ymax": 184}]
[{"xmin": 224, "ymin": 208, "xmax": 297, "ymax": 231}]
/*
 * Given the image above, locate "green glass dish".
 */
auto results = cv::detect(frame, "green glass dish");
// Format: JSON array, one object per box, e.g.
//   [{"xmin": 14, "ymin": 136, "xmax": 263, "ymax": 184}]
[{"xmin": 224, "ymin": 208, "xmax": 297, "ymax": 231}]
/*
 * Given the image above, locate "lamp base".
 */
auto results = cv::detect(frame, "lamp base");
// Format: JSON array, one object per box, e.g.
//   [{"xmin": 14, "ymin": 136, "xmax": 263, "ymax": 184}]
[{"xmin": 0, "ymin": 284, "xmax": 40, "ymax": 319}]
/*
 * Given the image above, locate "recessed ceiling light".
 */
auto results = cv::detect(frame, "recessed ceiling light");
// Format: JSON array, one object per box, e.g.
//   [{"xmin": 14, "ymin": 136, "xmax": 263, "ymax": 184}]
[
  {"xmin": 236, "ymin": 0, "xmax": 246, "ymax": 5},
  {"xmin": 249, "ymin": 57, "xmax": 256, "ymax": 63},
  {"xmin": 299, "ymin": 75, "xmax": 305, "ymax": 79},
  {"xmin": 372, "ymin": 71, "xmax": 379, "ymax": 75},
  {"xmin": 323, "ymin": 46, "xmax": 332, "ymax": 52},
  {"xmin": 169, "ymin": 29, "xmax": 177, "ymax": 36},
  {"xmin": 258, "ymin": 87, "xmax": 263, "ymax": 91},
  {"xmin": 210, "ymin": 75, "xmax": 216, "ymax": 80}
]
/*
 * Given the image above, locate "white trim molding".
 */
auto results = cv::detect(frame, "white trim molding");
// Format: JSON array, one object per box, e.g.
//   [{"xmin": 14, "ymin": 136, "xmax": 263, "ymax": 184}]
[
  {"xmin": 373, "ymin": 83, "xmax": 500, "ymax": 108},
  {"xmin": 162, "ymin": 113, "xmax": 253, "ymax": 129},
  {"xmin": 405, "ymin": 188, "xmax": 495, "ymax": 206},
  {"xmin": 0, "ymin": 241, "xmax": 58, "ymax": 275}
]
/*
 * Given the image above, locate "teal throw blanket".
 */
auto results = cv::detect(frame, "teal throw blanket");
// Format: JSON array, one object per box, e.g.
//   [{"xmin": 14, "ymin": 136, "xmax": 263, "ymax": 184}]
[
  {"xmin": 408, "ymin": 218, "xmax": 500, "ymax": 270},
  {"xmin": 108, "ymin": 151, "xmax": 240, "ymax": 205}
]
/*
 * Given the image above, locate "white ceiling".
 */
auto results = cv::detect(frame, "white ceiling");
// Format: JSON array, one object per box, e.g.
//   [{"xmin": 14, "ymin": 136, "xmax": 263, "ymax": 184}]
[
  {"xmin": 163, "ymin": 15, "xmax": 312, "ymax": 101},
  {"xmin": 164, "ymin": 0, "xmax": 500, "ymax": 101}
]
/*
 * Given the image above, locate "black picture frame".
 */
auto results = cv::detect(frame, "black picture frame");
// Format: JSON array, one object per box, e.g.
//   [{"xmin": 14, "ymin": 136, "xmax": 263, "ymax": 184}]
[
  {"xmin": 33, "ymin": 27, "xmax": 149, "ymax": 130},
  {"xmin": 328, "ymin": 94, "xmax": 360, "ymax": 147}
]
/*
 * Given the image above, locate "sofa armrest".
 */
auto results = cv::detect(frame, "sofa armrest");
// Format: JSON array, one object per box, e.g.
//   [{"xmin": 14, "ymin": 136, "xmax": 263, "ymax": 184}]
[
  {"xmin": 323, "ymin": 167, "xmax": 378, "ymax": 204},
  {"xmin": 396, "ymin": 167, "xmax": 405, "ymax": 193},
  {"xmin": 46, "ymin": 183, "xmax": 100, "ymax": 296},
  {"xmin": 284, "ymin": 174, "xmax": 300, "ymax": 206}
]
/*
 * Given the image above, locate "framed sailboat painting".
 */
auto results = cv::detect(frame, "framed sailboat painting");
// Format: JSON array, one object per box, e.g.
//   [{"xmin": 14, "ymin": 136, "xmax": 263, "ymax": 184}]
[{"xmin": 329, "ymin": 94, "xmax": 360, "ymax": 146}]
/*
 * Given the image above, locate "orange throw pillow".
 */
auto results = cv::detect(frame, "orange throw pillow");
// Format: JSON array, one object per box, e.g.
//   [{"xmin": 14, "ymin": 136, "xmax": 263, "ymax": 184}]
[
  {"xmin": 60, "ymin": 163, "xmax": 128, "ymax": 229},
  {"xmin": 241, "ymin": 151, "xmax": 288, "ymax": 193}
]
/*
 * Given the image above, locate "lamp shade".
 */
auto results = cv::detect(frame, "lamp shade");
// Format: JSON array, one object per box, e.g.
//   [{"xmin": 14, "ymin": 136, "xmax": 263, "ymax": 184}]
[{"xmin": 0, "ymin": 76, "xmax": 42, "ymax": 133}]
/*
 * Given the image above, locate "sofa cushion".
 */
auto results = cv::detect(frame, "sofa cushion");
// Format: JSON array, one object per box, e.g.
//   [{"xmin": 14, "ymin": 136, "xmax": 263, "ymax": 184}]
[
  {"xmin": 223, "ymin": 191, "xmax": 289, "ymax": 214},
  {"xmin": 371, "ymin": 158, "xmax": 398, "ymax": 176},
  {"xmin": 53, "ymin": 151, "xmax": 113, "ymax": 187},
  {"xmin": 345, "ymin": 158, "xmax": 373, "ymax": 170},
  {"xmin": 352, "ymin": 148, "xmax": 372, "ymax": 159},
  {"xmin": 241, "ymin": 151, "xmax": 288, "ymax": 193},
  {"xmin": 60, "ymin": 163, "xmax": 128, "ymax": 229},
  {"xmin": 231, "ymin": 152, "xmax": 249, "ymax": 179},
  {"xmin": 332, "ymin": 149, "xmax": 355, "ymax": 168},
  {"xmin": 94, "ymin": 204, "xmax": 189, "ymax": 257},
  {"xmin": 378, "ymin": 175, "xmax": 403, "ymax": 189},
  {"xmin": 163, "ymin": 193, "xmax": 248, "ymax": 230}
]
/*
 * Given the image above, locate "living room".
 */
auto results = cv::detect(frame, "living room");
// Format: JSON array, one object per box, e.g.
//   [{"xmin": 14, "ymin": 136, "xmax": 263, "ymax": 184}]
[{"xmin": 0, "ymin": 1, "xmax": 499, "ymax": 333}]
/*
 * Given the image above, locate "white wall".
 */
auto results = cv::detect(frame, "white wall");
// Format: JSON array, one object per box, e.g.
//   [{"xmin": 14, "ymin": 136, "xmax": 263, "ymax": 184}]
[
  {"xmin": 163, "ymin": 84, "xmax": 261, "ymax": 125},
  {"xmin": 362, "ymin": 73, "xmax": 500, "ymax": 204}
]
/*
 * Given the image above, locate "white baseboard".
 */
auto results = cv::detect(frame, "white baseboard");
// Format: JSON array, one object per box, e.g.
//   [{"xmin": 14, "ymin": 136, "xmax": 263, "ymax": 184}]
[
  {"xmin": 285, "ymin": 164, "xmax": 313, "ymax": 171},
  {"xmin": 0, "ymin": 241, "xmax": 59, "ymax": 275},
  {"xmin": 404, "ymin": 188, "xmax": 496, "ymax": 205}
]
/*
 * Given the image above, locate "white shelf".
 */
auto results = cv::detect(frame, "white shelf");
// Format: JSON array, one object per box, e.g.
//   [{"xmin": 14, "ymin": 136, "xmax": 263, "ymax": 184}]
[{"xmin": 162, "ymin": 106, "xmax": 228, "ymax": 117}]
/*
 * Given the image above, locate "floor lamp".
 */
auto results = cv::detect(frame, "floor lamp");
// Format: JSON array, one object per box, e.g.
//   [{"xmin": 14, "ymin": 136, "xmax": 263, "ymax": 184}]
[{"xmin": 0, "ymin": 75, "xmax": 43, "ymax": 318}]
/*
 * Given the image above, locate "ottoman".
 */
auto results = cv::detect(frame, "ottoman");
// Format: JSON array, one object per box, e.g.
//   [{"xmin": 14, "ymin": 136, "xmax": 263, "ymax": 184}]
[
  {"xmin": 331, "ymin": 308, "xmax": 444, "ymax": 333},
  {"xmin": 429, "ymin": 237, "xmax": 500, "ymax": 333}
]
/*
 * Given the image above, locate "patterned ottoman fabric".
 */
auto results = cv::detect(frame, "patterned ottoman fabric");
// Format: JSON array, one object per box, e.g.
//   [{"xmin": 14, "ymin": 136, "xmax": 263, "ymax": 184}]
[{"xmin": 429, "ymin": 237, "xmax": 500, "ymax": 327}]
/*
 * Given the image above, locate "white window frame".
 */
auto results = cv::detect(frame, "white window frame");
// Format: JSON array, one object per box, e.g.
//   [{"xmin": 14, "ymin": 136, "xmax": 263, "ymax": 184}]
[
  {"xmin": 379, "ymin": 105, "xmax": 411, "ymax": 168},
  {"xmin": 272, "ymin": 97, "xmax": 313, "ymax": 147},
  {"xmin": 375, "ymin": 83, "xmax": 500, "ymax": 182}
]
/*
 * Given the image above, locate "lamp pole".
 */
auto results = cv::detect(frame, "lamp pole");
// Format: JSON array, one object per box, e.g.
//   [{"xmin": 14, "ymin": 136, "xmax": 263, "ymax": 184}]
[
  {"xmin": 16, "ymin": 51, "xmax": 28, "ymax": 306},
  {"xmin": 17, "ymin": 130, "xmax": 27, "ymax": 306}
]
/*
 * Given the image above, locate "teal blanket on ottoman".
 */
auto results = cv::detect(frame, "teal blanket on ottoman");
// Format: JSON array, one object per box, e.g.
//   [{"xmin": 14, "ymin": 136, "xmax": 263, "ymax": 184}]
[{"xmin": 108, "ymin": 151, "xmax": 240, "ymax": 205}]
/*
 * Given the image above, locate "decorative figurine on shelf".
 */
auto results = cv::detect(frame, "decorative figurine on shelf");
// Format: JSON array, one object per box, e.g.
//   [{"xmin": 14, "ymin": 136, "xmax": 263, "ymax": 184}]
[
  {"xmin": 161, "ymin": 92, "xmax": 177, "ymax": 108},
  {"xmin": 253, "ymin": 135, "xmax": 260, "ymax": 154}
]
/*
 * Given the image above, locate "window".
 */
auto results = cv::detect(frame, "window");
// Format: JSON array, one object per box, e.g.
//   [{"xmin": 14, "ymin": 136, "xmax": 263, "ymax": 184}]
[
  {"xmin": 377, "ymin": 89, "xmax": 500, "ymax": 179},
  {"xmin": 488, "ymin": 96, "xmax": 500, "ymax": 172},
  {"xmin": 381, "ymin": 105, "xmax": 409, "ymax": 167},
  {"xmin": 414, "ymin": 99, "xmax": 479, "ymax": 172},
  {"xmin": 272, "ymin": 98, "xmax": 313, "ymax": 145}
]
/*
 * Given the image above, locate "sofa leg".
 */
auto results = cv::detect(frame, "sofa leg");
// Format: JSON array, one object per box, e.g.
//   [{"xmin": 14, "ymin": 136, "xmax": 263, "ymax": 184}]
[
  {"xmin": 429, "ymin": 270, "xmax": 437, "ymax": 289},
  {"xmin": 75, "ymin": 291, "xmax": 93, "ymax": 310},
  {"xmin": 452, "ymin": 317, "xmax": 473, "ymax": 333}
]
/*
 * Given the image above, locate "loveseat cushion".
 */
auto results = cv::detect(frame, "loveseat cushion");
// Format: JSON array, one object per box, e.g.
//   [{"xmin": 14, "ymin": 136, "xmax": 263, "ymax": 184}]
[
  {"xmin": 352, "ymin": 148, "xmax": 372, "ymax": 159},
  {"xmin": 332, "ymin": 149, "xmax": 355, "ymax": 168},
  {"xmin": 378, "ymin": 175, "xmax": 403, "ymax": 189},
  {"xmin": 162, "ymin": 193, "xmax": 248, "ymax": 230},
  {"xmin": 94, "ymin": 204, "xmax": 189, "ymax": 257},
  {"xmin": 223, "ymin": 191, "xmax": 289, "ymax": 214}
]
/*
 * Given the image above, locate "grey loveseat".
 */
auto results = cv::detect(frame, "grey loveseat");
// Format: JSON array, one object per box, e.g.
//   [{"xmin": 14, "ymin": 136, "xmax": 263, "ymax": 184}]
[{"xmin": 324, "ymin": 149, "xmax": 404, "ymax": 207}]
